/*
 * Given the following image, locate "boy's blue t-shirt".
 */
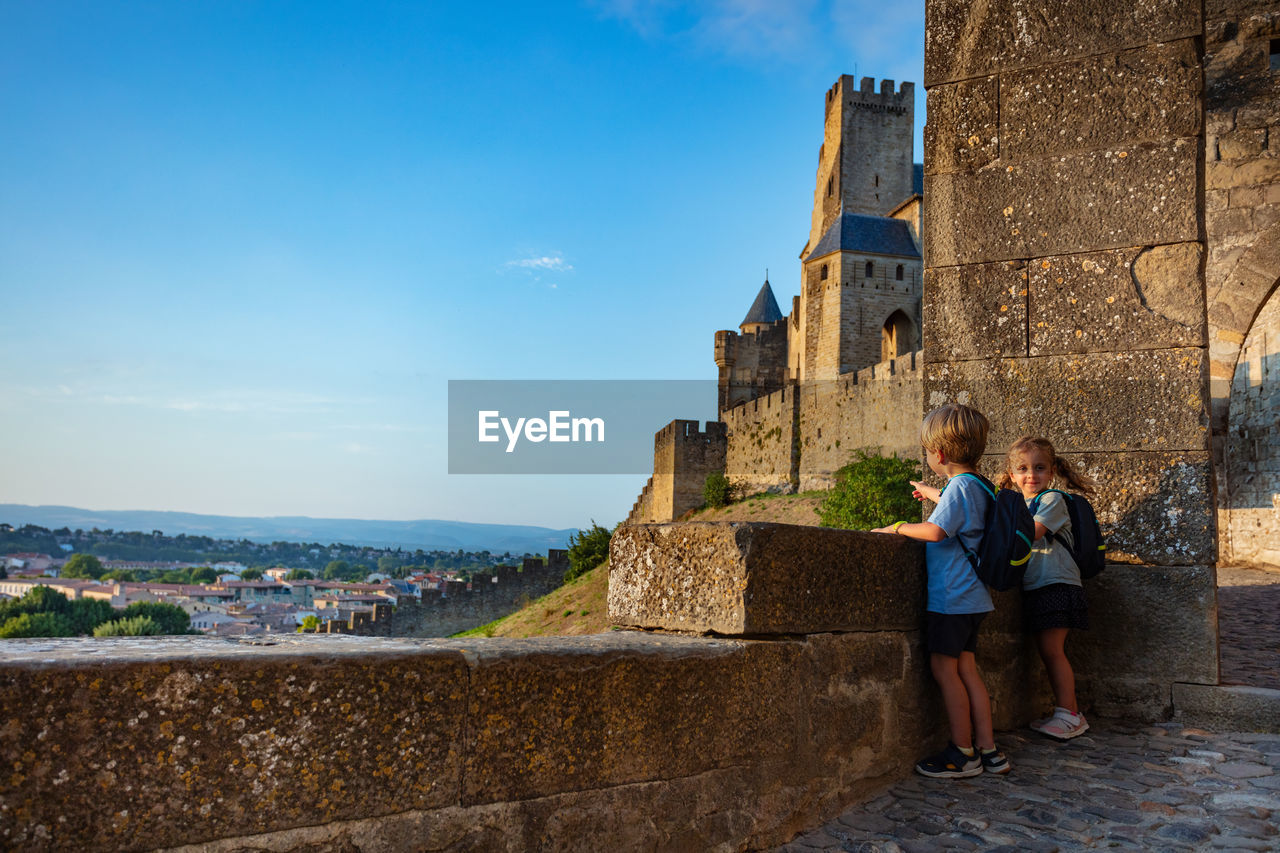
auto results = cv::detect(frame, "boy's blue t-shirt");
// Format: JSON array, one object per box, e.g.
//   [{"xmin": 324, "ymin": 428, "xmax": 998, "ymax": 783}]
[{"xmin": 925, "ymin": 474, "xmax": 994, "ymax": 615}]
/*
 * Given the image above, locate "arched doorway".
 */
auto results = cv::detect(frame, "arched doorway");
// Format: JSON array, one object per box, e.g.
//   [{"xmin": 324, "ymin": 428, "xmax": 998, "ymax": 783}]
[
  {"xmin": 1223, "ymin": 278, "xmax": 1280, "ymax": 569},
  {"xmin": 880, "ymin": 310, "xmax": 917, "ymax": 362}
]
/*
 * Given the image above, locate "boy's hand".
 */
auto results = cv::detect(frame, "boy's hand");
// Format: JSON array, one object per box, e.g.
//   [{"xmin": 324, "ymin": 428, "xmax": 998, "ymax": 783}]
[
  {"xmin": 870, "ymin": 525, "xmax": 895, "ymax": 534},
  {"xmin": 910, "ymin": 480, "xmax": 941, "ymax": 503}
]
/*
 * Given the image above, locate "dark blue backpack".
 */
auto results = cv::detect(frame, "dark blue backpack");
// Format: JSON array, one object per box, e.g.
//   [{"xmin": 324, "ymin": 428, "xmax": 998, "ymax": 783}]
[
  {"xmin": 1029, "ymin": 489, "xmax": 1107, "ymax": 579},
  {"xmin": 951, "ymin": 473, "xmax": 1035, "ymax": 591}
]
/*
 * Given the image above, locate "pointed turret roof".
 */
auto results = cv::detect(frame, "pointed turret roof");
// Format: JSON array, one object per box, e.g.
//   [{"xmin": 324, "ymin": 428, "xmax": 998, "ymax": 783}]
[{"xmin": 741, "ymin": 279, "xmax": 783, "ymax": 327}]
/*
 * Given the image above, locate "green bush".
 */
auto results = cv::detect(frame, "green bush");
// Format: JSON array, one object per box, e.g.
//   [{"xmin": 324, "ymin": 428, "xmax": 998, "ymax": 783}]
[
  {"xmin": 565, "ymin": 521, "xmax": 613, "ymax": 583},
  {"xmin": 819, "ymin": 449, "xmax": 922, "ymax": 531},
  {"xmin": 94, "ymin": 616, "xmax": 162, "ymax": 637},
  {"xmin": 704, "ymin": 473, "xmax": 735, "ymax": 508},
  {"xmin": 0, "ymin": 612, "xmax": 74, "ymax": 638},
  {"xmin": 118, "ymin": 601, "xmax": 191, "ymax": 635},
  {"xmin": 67, "ymin": 598, "xmax": 116, "ymax": 635}
]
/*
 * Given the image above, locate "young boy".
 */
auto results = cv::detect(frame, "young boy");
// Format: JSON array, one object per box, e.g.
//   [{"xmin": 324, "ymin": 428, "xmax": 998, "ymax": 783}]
[{"xmin": 872, "ymin": 403, "xmax": 1010, "ymax": 778}]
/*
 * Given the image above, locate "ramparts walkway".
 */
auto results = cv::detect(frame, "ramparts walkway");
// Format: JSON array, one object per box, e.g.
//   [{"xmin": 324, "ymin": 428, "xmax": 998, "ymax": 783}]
[
  {"xmin": 782, "ymin": 566, "xmax": 1280, "ymax": 852},
  {"xmin": 780, "ymin": 721, "xmax": 1279, "ymax": 852}
]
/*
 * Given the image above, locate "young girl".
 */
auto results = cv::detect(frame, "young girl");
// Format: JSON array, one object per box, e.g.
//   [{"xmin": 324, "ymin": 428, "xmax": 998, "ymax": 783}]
[{"xmin": 999, "ymin": 436, "xmax": 1097, "ymax": 740}]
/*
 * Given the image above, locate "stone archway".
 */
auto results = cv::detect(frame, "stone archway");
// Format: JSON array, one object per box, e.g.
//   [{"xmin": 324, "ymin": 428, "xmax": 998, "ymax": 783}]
[
  {"xmin": 1222, "ymin": 277, "xmax": 1280, "ymax": 568},
  {"xmin": 1209, "ymin": 223, "xmax": 1280, "ymax": 433},
  {"xmin": 880, "ymin": 310, "xmax": 917, "ymax": 362}
]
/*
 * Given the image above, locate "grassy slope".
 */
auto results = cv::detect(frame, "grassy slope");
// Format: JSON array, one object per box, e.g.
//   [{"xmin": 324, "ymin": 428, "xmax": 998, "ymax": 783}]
[
  {"xmin": 452, "ymin": 492, "xmax": 832, "ymax": 639},
  {"xmin": 453, "ymin": 559, "xmax": 612, "ymax": 638}
]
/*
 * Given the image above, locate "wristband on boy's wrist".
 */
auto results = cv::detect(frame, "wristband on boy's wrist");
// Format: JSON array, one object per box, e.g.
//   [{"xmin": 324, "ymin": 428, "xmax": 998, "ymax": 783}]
[{"xmin": 892, "ymin": 521, "xmax": 906, "ymax": 533}]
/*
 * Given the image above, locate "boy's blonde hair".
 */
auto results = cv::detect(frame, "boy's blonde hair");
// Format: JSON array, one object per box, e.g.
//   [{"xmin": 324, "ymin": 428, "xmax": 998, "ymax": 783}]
[{"xmin": 920, "ymin": 403, "xmax": 989, "ymax": 465}]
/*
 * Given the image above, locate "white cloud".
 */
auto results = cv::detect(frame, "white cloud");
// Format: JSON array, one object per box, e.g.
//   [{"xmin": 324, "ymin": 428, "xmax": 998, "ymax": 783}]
[{"xmin": 506, "ymin": 254, "xmax": 574, "ymax": 272}]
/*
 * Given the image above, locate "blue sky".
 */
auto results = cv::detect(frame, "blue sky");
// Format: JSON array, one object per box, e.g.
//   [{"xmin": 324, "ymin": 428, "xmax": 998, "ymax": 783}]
[{"xmin": 0, "ymin": 1, "xmax": 925, "ymax": 530}]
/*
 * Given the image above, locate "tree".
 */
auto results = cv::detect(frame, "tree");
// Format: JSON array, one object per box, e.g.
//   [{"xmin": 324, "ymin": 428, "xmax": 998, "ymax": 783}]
[
  {"xmin": 239, "ymin": 567, "xmax": 264, "ymax": 581},
  {"xmin": 0, "ymin": 612, "xmax": 73, "ymax": 638},
  {"xmin": 101, "ymin": 570, "xmax": 137, "ymax": 582},
  {"xmin": 297, "ymin": 614, "xmax": 320, "ymax": 633},
  {"xmin": 565, "ymin": 521, "xmax": 614, "ymax": 583},
  {"xmin": 67, "ymin": 598, "xmax": 115, "ymax": 635},
  {"xmin": 189, "ymin": 567, "xmax": 218, "ymax": 584},
  {"xmin": 704, "ymin": 473, "xmax": 735, "ymax": 508},
  {"xmin": 819, "ymin": 449, "xmax": 922, "ymax": 531},
  {"xmin": 285, "ymin": 569, "xmax": 314, "ymax": 581},
  {"xmin": 117, "ymin": 602, "xmax": 190, "ymax": 635},
  {"xmin": 322, "ymin": 560, "xmax": 350, "ymax": 580},
  {"xmin": 377, "ymin": 555, "xmax": 399, "ymax": 574},
  {"xmin": 61, "ymin": 554, "xmax": 105, "ymax": 580}
]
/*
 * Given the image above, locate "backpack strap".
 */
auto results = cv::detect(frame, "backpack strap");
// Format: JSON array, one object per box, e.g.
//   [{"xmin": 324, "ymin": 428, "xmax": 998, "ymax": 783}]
[
  {"xmin": 949, "ymin": 473, "xmax": 996, "ymax": 571},
  {"xmin": 1029, "ymin": 488, "xmax": 1073, "ymax": 549}
]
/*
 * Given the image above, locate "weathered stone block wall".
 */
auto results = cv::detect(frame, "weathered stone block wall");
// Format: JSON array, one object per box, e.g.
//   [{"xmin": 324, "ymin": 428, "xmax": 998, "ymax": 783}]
[
  {"xmin": 797, "ymin": 353, "xmax": 923, "ymax": 491},
  {"xmin": 1203, "ymin": 0, "xmax": 1280, "ymax": 568},
  {"xmin": 0, "ymin": 527, "xmax": 1031, "ymax": 853},
  {"xmin": 924, "ymin": 0, "xmax": 1217, "ymax": 712}
]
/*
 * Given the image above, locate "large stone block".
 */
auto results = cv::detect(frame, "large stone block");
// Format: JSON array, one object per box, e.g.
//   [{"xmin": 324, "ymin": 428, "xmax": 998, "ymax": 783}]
[
  {"xmin": 1028, "ymin": 244, "xmax": 1207, "ymax": 355},
  {"xmin": 925, "ymin": 139, "xmax": 1198, "ymax": 266},
  {"xmin": 1173, "ymin": 684, "xmax": 1280, "ymax": 734},
  {"xmin": 924, "ymin": 348, "xmax": 1210, "ymax": 454},
  {"xmin": 923, "ymin": 261, "xmax": 1028, "ymax": 361},
  {"xmin": 925, "ymin": 0, "xmax": 1200, "ymax": 85},
  {"xmin": 1070, "ymin": 564, "xmax": 1218, "ymax": 719},
  {"xmin": 461, "ymin": 633, "xmax": 805, "ymax": 805},
  {"xmin": 609, "ymin": 522, "xmax": 926, "ymax": 635},
  {"xmin": 924, "ymin": 76, "xmax": 1000, "ymax": 175},
  {"xmin": 0, "ymin": 636, "xmax": 470, "ymax": 852},
  {"xmin": 1001, "ymin": 40, "xmax": 1201, "ymax": 160}
]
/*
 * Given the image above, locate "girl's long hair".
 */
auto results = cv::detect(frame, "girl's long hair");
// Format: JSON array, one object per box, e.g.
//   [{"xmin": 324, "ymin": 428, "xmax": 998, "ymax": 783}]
[{"xmin": 997, "ymin": 436, "xmax": 1097, "ymax": 495}]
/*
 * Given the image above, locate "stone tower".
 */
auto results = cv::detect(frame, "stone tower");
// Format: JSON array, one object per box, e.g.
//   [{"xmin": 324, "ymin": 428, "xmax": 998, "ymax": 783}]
[
  {"xmin": 796, "ymin": 77, "xmax": 922, "ymax": 381},
  {"xmin": 806, "ymin": 76, "xmax": 916, "ymax": 250}
]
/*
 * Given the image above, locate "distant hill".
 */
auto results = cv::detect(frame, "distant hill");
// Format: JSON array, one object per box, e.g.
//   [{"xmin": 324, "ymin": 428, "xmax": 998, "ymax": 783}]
[{"xmin": 0, "ymin": 504, "xmax": 577, "ymax": 555}]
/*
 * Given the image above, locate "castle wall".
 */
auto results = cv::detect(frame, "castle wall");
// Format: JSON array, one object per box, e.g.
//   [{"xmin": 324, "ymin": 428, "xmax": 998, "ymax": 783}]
[
  {"xmin": 924, "ymin": 0, "xmax": 1217, "ymax": 713},
  {"xmin": 316, "ymin": 554, "xmax": 569, "ymax": 638},
  {"xmin": 722, "ymin": 386, "xmax": 799, "ymax": 494},
  {"xmin": 797, "ymin": 353, "xmax": 923, "ymax": 491},
  {"xmin": 720, "ymin": 352, "xmax": 923, "ymax": 496},
  {"xmin": 1203, "ymin": 0, "xmax": 1280, "ymax": 569}
]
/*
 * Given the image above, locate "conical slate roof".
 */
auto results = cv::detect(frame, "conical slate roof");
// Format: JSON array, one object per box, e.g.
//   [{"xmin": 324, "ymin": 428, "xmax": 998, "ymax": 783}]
[{"xmin": 741, "ymin": 279, "xmax": 784, "ymax": 326}]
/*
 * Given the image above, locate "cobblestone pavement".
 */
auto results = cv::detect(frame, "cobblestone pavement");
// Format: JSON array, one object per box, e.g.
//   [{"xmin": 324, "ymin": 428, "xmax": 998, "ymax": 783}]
[
  {"xmin": 1218, "ymin": 567, "xmax": 1280, "ymax": 691},
  {"xmin": 779, "ymin": 722, "xmax": 1280, "ymax": 852}
]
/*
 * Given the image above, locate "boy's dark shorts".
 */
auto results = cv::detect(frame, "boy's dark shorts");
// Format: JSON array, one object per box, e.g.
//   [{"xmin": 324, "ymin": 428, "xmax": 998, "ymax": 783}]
[{"xmin": 926, "ymin": 611, "xmax": 987, "ymax": 657}]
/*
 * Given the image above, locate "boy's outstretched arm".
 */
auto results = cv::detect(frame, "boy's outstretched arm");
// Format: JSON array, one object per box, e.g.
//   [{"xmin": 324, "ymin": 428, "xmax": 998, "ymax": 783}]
[
  {"xmin": 871, "ymin": 521, "xmax": 947, "ymax": 542},
  {"xmin": 910, "ymin": 480, "xmax": 941, "ymax": 503}
]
